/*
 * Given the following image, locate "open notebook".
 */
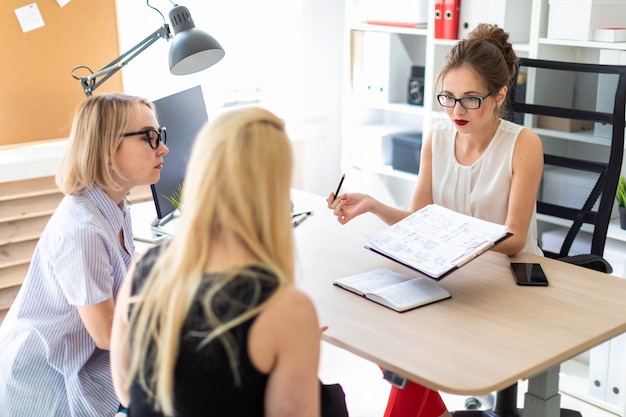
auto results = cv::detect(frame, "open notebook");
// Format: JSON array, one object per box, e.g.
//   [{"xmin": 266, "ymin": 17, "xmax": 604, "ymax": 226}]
[
  {"xmin": 364, "ymin": 204, "xmax": 511, "ymax": 280},
  {"xmin": 334, "ymin": 267, "xmax": 450, "ymax": 312}
]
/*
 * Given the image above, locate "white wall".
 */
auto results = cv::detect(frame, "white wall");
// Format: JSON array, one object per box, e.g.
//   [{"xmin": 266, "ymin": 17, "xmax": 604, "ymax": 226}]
[{"xmin": 115, "ymin": 0, "xmax": 346, "ymax": 195}]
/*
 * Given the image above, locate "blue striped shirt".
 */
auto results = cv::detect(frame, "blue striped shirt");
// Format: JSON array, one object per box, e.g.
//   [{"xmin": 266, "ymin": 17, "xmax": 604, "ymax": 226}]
[{"xmin": 0, "ymin": 186, "xmax": 134, "ymax": 417}]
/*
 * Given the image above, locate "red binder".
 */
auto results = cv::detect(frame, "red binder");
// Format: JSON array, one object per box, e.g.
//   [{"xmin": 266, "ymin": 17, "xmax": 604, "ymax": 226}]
[
  {"xmin": 442, "ymin": 0, "xmax": 460, "ymax": 40},
  {"xmin": 434, "ymin": 0, "xmax": 443, "ymax": 39}
]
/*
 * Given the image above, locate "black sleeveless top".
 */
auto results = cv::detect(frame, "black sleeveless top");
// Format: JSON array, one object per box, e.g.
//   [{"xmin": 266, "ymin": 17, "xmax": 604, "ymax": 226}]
[{"xmin": 128, "ymin": 245, "xmax": 280, "ymax": 417}]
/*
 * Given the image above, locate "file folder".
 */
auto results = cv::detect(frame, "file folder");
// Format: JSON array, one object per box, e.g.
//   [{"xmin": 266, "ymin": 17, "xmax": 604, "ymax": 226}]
[
  {"xmin": 442, "ymin": 0, "xmax": 460, "ymax": 40},
  {"xmin": 434, "ymin": 0, "xmax": 443, "ymax": 38}
]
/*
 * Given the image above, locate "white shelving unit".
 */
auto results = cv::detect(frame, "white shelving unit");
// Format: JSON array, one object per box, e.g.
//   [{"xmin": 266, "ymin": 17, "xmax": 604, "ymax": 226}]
[
  {"xmin": 341, "ymin": 0, "xmax": 536, "ymax": 208},
  {"xmin": 341, "ymin": 0, "xmax": 626, "ymax": 414}
]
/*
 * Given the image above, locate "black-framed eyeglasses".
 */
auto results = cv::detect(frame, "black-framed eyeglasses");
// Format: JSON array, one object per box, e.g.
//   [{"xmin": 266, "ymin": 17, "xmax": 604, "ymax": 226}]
[
  {"xmin": 121, "ymin": 127, "xmax": 167, "ymax": 150},
  {"xmin": 436, "ymin": 93, "xmax": 492, "ymax": 110}
]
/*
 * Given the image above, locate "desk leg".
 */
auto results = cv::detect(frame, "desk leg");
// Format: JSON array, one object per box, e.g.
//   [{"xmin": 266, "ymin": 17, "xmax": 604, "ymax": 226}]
[
  {"xmin": 451, "ymin": 368, "xmax": 583, "ymax": 417},
  {"xmin": 523, "ymin": 365, "xmax": 582, "ymax": 417}
]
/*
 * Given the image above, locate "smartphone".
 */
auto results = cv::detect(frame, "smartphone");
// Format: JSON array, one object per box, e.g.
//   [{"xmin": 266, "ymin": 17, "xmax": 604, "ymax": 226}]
[{"xmin": 510, "ymin": 262, "xmax": 549, "ymax": 286}]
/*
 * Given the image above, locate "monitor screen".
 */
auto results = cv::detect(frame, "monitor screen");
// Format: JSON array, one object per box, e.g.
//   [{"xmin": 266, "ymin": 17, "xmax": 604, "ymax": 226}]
[{"xmin": 150, "ymin": 85, "xmax": 208, "ymax": 224}]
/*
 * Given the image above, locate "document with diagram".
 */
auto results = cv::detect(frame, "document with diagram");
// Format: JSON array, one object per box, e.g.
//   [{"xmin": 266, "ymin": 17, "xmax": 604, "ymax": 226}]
[{"xmin": 364, "ymin": 204, "xmax": 511, "ymax": 279}]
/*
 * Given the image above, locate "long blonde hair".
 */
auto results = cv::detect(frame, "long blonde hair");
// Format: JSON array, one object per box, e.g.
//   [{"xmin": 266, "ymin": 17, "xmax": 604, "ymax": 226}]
[
  {"xmin": 56, "ymin": 93, "xmax": 155, "ymax": 195},
  {"xmin": 127, "ymin": 106, "xmax": 295, "ymax": 415}
]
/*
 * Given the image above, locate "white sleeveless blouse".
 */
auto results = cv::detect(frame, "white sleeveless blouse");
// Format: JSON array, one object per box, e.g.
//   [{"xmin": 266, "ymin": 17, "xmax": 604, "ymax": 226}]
[{"xmin": 431, "ymin": 119, "xmax": 543, "ymax": 256}]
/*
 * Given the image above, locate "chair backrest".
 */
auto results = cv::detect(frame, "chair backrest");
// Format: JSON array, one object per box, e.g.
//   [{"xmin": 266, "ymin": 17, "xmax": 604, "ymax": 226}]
[{"xmin": 508, "ymin": 58, "xmax": 626, "ymax": 259}]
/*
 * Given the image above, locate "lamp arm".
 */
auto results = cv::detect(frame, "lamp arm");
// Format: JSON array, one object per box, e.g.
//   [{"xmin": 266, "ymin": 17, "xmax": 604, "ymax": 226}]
[{"xmin": 80, "ymin": 24, "xmax": 171, "ymax": 96}]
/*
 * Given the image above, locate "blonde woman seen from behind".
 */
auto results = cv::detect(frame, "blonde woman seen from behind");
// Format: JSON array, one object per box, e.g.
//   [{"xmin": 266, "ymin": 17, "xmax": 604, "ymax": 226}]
[{"xmin": 110, "ymin": 106, "xmax": 321, "ymax": 417}]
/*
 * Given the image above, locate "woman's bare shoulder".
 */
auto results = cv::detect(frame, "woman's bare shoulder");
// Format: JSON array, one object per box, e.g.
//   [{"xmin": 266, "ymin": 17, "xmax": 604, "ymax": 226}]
[{"xmin": 265, "ymin": 285, "xmax": 317, "ymax": 321}]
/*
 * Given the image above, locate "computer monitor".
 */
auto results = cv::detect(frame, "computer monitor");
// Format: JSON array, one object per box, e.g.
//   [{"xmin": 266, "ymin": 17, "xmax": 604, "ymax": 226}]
[{"xmin": 150, "ymin": 85, "xmax": 208, "ymax": 228}]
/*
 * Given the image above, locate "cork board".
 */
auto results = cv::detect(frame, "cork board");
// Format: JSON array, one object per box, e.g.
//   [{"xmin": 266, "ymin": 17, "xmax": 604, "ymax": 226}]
[{"xmin": 0, "ymin": 0, "xmax": 122, "ymax": 146}]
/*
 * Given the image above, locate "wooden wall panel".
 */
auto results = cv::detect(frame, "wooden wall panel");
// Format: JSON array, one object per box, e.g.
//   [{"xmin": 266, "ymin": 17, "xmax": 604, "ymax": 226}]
[{"xmin": 0, "ymin": 0, "xmax": 123, "ymax": 146}]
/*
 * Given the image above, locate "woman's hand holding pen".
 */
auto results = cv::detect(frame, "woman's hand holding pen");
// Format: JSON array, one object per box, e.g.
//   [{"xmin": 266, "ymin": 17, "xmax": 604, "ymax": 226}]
[
  {"xmin": 326, "ymin": 192, "xmax": 372, "ymax": 225},
  {"xmin": 327, "ymin": 173, "xmax": 373, "ymax": 224}
]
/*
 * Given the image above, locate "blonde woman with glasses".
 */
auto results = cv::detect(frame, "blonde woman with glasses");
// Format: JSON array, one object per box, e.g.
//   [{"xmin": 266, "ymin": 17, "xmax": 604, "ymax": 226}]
[{"xmin": 0, "ymin": 93, "xmax": 168, "ymax": 416}]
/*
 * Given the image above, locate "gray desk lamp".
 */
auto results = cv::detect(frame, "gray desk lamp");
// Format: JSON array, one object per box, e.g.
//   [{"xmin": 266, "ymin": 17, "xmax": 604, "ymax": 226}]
[{"xmin": 71, "ymin": 2, "xmax": 225, "ymax": 97}]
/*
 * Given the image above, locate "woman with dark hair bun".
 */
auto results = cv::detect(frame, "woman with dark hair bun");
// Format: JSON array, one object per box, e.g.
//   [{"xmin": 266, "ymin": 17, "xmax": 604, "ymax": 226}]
[{"xmin": 328, "ymin": 24, "xmax": 544, "ymax": 417}]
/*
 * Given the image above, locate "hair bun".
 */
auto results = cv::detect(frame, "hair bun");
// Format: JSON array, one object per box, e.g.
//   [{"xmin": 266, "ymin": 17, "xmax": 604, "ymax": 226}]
[{"xmin": 466, "ymin": 23, "xmax": 517, "ymax": 79}]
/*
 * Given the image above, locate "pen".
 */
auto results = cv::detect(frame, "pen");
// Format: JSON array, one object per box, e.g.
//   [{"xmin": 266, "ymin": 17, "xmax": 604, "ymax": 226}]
[
  {"xmin": 332, "ymin": 173, "xmax": 345, "ymax": 202},
  {"xmin": 292, "ymin": 212, "xmax": 310, "ymax": 227},
  {"xmin": 292, "ymin": 211, "xmax": 312, "ymax": 218}
]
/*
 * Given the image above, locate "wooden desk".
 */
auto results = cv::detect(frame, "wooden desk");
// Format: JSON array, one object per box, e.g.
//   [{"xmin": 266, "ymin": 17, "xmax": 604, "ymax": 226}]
[{"xmin": 291, "ymin": 190, "xmax": 626, "ymax": 417}]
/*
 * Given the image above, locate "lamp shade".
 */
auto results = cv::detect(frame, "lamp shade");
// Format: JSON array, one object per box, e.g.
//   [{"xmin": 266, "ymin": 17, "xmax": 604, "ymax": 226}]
[{"xmin": 168, "ymin": 5, "xmax": 225, "ymax": 75}]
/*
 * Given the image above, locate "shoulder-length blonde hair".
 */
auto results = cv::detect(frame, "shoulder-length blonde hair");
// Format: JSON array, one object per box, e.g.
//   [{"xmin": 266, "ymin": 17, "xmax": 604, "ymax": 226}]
[
  {"xmin": 56, "ymin": 93, "xmax": 155, "ymax": 195},
  {"xmin": 128, "ymin": 106, "xmax": 295, "ymax": 415}
]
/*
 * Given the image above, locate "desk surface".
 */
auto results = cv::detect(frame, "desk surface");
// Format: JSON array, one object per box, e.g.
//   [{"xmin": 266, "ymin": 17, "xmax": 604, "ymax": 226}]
[{"xmin": 291, "ymin": 190, "xmax": 626, "ymax": 396}]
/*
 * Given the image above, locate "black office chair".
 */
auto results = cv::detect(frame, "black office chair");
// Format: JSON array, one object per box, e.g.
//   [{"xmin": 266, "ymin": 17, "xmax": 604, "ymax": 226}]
[
  {"xmin": 513, "ymin": 58, "xmax": 626, "ymax": 273},
  {"xmin": 452, "ymin": 58, "xmax": 626, "ymax": 417}
]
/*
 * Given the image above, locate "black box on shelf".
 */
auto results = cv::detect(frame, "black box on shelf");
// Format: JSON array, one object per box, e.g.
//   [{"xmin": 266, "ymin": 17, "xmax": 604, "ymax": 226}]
[
  {"xmin": 390, "ymin": 131, "xmax": 422, "ymax": 174},
  {"xmin": 408, "ymin": 66, "xmax": 425, "ymax": 105}
]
